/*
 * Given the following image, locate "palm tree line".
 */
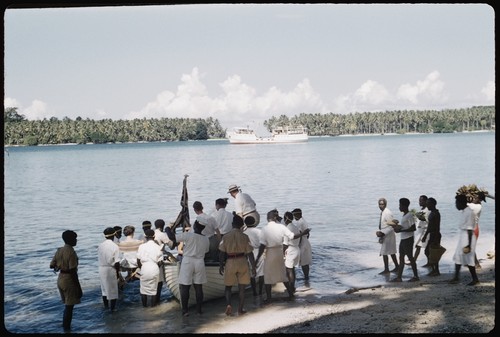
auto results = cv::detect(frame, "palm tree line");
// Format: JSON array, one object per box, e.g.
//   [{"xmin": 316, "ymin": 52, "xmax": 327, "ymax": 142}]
[{"xmin": 3, "ymin": 105, "xmax": 495, "ymax": 146}]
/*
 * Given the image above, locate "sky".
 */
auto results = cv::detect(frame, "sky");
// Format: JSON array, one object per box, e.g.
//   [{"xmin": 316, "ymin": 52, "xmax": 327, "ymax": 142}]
[{"xmin": 3, "ymin": 3, "xmax": 495, "ymax": 134}]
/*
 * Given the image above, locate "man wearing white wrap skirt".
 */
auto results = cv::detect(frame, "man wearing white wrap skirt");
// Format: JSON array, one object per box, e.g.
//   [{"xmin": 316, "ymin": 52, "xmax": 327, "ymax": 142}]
[
  {"xmin": 98, "ymin": 227, "xmax": 121, "ymax": 312},
  {"xmin": 376, "ymin": 198, "xmax": 399, "ymax": 275},
  {"xmin": 413, "ymin": 195, "xmax": 430, "ymax": 266},
  {"xmin": 243, "ymin": 217, "xmax": 265, "ymax": 296},
  {"xmin": 449, "ymin": 194, "xmax": 480, "ymax": 286},
  {"xmin": 136, "ymin": 229, "xmax": 163, "ymax": 307},
  {"xmin": 467, "ymin": 192, "xmax": 486, "ymax": 269},
  {"xmin": 283, "ymin": 211, "xmax": 301, "ymax": 293},
  {"xmin": 153, "ymin": 219, "xmax": 172, "ymax": 303},
  {"xmin": 292, "ymin": 208, "xmax": 312, "ymax": 281},
  {"xmin": 256, "ymin": 210, "xmax": 310, "ymax": 302},
  {"xmin": 228, "ymin": 184, "xmax": 261, "ymax": 227}
]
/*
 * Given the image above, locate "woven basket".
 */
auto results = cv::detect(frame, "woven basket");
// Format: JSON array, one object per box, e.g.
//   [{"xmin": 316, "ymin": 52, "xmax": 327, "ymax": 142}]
[{"xmin": 429, "ymin": 245, "xmax": 446, "ymax": 264}]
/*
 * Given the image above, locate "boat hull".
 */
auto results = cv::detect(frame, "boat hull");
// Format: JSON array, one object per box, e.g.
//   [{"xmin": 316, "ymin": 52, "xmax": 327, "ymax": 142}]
[
  {"xmin": 228, "ymin": 135, "xmax": 308, "ymax": 144},
  {"xmin": 164, "ymin": 261, "xmax": 239, "ymax": 307}
]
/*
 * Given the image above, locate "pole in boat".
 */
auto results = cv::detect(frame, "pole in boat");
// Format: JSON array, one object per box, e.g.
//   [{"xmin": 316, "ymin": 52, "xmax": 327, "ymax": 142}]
[{"xmin": 172, "ymin": 174, "xmax": 190, "ymax": 231}]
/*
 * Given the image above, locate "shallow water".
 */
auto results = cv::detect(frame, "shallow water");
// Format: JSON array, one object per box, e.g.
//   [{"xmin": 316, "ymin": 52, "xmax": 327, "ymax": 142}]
[{"xmin": 3, "ymin": 132, "xmax": 495, "ymax": 333}]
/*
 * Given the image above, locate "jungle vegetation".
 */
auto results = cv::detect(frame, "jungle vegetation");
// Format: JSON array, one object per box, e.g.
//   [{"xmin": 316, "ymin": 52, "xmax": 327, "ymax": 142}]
[{"xmin": 3, "ymin": 105, "xmax": 495, "ymax": 146}]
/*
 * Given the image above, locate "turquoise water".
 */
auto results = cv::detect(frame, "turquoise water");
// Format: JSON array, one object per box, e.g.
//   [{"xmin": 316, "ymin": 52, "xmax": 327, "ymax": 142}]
[{"xmin": 3, "ymin": 132, "xmax": 495, "ymax": 333}]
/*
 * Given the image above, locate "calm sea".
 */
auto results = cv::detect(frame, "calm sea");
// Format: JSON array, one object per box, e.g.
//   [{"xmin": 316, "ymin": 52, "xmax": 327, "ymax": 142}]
[{"xmin": 3, "ymin": 132, "xmax": 496, "ymax": 333}]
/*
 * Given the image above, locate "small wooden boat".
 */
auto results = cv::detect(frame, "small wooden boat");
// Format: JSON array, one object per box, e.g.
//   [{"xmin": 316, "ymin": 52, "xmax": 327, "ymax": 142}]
[
  {"xmin": 162, "ymin": 175, "xmax": 241, "ymax": 306},
  {"xmin": 163, "ymin": 258, "xmax": 240, "ymax": 306}
]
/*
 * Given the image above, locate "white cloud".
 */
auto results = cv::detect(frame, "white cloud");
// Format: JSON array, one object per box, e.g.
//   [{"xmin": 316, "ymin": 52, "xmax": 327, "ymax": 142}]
[
  {"xmin": 22, "ymin": 100, "xmax": 51, "ymax": 120},
  {"xmin": 331, "ymin": 80, "xmax": 391, "ymax": 114},
  {"xmin": 9, "ymin": 70, "xmax": 490, "ymax": 125},
  {"xmin": 25, "ymin": 100, "xmax": 49, "ymax": 120},
  {"xmin": 354, "ymin": 80, "xmax": 390, "ymax": 105},
  {"xmin": 481, "ymin": 80, "xmax": 495, "ymax": 102},
  {"xmin": 4, "ymin": 97, "xmax": 56, "ymax": 120},
  {"xmin": 4, "ymin": 97, "xmax": 20, "ymax": 110},
  {"xmin": 96, "ymin": 109, "xmax": 108, "ymax": 118},
  {"xmin": 127, "ymin": 68, "xmax": 328, "ymax": 128},
  {"xmin": 397, "ymin": 71, "xmax": 446, "ymax": 105}
]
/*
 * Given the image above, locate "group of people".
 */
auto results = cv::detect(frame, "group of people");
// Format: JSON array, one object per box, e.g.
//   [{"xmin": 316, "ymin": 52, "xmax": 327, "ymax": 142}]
[
  {"xmin": 49, "ymin": 182, "xmax": 314, "ymax": 329},
  {"xmin": 49, "ymin": 182, "xmax": 491, "ymax": 331},
  {"xmin": 376, "ymin": 191, "xmax": 488, "ymax": 286},
  {"xmin": 164, "ymin": 184, "xmax": 313, "ymax": 317}
]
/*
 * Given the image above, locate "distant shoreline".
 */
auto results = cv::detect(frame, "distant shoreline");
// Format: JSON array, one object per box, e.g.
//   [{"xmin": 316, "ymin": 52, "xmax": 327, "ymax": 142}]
[{"xmin": 4, "ymin": 130, "xmax": 495, "ymax": 148}]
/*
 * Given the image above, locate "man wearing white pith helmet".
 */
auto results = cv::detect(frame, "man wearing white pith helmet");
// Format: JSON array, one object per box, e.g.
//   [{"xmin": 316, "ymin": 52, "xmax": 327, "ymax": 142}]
[{"xmin": 227, "ymin": 184, "xmax": 260, "ymax": 227}]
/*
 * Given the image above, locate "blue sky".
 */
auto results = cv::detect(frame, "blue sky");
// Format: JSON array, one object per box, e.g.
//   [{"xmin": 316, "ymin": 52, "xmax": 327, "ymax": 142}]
[{"xmin": 4, "ymin": 3, "xmax": 495, "ymax": 133}]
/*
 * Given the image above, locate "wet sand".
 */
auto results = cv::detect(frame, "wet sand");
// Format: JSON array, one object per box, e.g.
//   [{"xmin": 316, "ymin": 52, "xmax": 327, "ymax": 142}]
[{"xmin": 151, "ymin": 257, "xmax": 495, "ymax": 334}]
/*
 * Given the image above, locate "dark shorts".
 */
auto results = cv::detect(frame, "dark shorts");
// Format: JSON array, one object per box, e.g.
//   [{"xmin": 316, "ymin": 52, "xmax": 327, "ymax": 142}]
[{"xmin": 399, "ymin": 236, "xmax": 414, "ymax": 257}]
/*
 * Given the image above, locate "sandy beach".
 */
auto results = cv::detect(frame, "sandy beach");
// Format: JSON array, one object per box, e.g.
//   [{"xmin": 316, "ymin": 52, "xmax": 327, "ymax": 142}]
[{"xmin": 168, "ymin": 256, "xmax": 495, "ymax": 334}]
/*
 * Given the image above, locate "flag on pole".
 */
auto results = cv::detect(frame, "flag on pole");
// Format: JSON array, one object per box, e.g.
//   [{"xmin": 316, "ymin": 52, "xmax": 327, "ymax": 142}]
[{"xmin": 172, "ymin": 174, "xmax": 190, "ymax": 231}]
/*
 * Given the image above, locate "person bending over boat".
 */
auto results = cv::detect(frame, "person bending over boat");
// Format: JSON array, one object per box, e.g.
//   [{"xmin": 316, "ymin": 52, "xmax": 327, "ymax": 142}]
[
  {"xmin": 228, "ymin": 184, "xmax": 261, "ymax": 227},
  {"xmin": 218, "ymin": 213, "xmax": 256, "ymax": 316},
  {"xmin": 166, "ymin": 220, "xmax": 210, "ymax": 316},
  {"xmin": 118, "ymin": 225, "xmax": 143, "ymax": 281}
]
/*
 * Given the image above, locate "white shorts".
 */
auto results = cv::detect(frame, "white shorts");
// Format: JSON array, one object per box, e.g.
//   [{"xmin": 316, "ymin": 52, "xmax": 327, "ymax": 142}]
[{"xmin": 178, "ymin": 256, "xmax": 207, "ymax": 285}]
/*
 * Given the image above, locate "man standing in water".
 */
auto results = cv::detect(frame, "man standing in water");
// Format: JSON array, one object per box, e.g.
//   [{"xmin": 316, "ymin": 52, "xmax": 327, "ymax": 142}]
[
  {"xmin": 136, "ymin": 229, "xmax": 163, "ymax": 307},
  {"xmin": 98, "ymin": 227, "xmax": 121, "ymax": 312},
  {"xmin": 376, "ymin": 198, "xmax": 399, "ymax": 274},
  {"xmin": 50, "ymin": 230, "xmax": 82, "ymax": 331},
  {"xmin": 292, "ymin": 208, "xmax": 312, "ymax": 281}
]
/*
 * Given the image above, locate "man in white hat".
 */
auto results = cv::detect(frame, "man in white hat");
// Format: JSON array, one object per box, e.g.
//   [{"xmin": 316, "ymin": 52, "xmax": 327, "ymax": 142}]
[{"xmin": 228, "ymin": 184, "xmax": 260, "ymax": 226}]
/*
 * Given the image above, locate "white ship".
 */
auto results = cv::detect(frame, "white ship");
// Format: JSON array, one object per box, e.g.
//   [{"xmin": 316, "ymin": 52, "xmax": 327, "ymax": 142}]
[{"xmin": 227, "ymin": 125, "xmax": 308, "ymax": 144}]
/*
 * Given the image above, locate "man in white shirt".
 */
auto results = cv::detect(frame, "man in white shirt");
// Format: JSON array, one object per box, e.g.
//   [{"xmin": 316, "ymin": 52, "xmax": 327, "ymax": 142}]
[
  {"xmin": 165, "ymin": 220, "xmax": 210, "ymax": 316},
  {"xmin": 376, "ymin": 198, "xmax": 399, "ymax": 275},
  {"xmin": 136, "ymin": 229, "xmax": 163, "ymax": 307},
  {"xmin": 390, "ymin": 198, "xmax": 419, "ymax": 283},
  {"xmin": 467, "ymin": 192, "xmax": 485, "ymax": 269},
  {"xmin": 98, "ymin": 227, "xmax": 121, "ymax": 312},
  {"xmin": 256, "ymin": 210, "xmax": 310, "ymax": 302},
  {"xmin": 450, "ymin": 194, "xmax": 480, "ymax": 286},
  {"xmin": 212, "ymin": 198, "xmax": 233, "ymax": 236},
  {"xmin": 228, "ymin": 184, "xmax": 260, "ymax": 226},
  {"xmin": 153, "ymin": 219, "xmax": 172, "ymax": 303},
  {"xmin": 193, "ymin": 201, "xmax": 221, "ymax": 262}
]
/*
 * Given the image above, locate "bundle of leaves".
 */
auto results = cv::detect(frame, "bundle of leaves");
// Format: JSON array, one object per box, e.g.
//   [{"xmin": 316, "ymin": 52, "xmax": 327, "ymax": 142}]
[
  {"xmin": 410, "ymin": 209, "xmax": 426, "ymax": 221},
  {"xmin": 456, "ymin": 184, "xmax": 490, "ymax": 202}
]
